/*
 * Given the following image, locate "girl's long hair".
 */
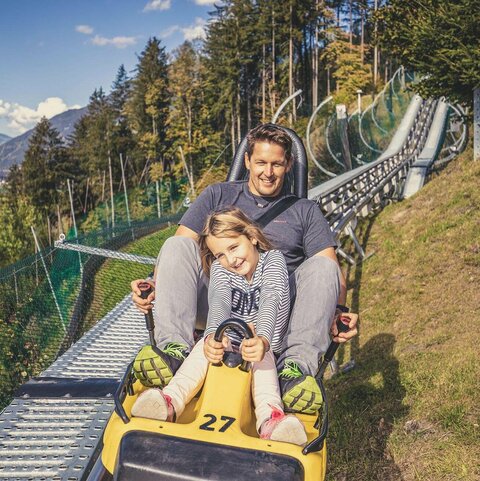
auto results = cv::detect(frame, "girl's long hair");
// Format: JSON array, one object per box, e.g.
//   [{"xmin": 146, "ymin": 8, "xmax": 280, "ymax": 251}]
[{"xmin": 198, "ymin": 207, "xmax": 273, "ymax": 276}]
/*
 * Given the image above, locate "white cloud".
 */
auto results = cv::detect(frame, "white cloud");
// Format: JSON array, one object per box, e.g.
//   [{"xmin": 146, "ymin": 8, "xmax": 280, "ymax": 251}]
[
  {"xmin": 160, "ymin": 25, "xmax": 180, "ymax": 39},
  {"xmin": 0, "ymin": 98, "xmax": 81, "ymax": 135},
  {"xmin": 75, "ymin": 24, "xmax": 94, "ymax": 35},
  {"xmin": 91, "ymin": 35, "xmax": 137, "ymax": 49},
  {"xmin": 182, "ymin": 18, "xmax": 207, "ymax": 41},
  {"xmin": 160, "ymin": 18, "xmax": 207, "ymax": 41},
  {"xmin": 144, "ymin": 0, "xmax": 171, "ymax": 11},
  {"xmin": 74, "ymin": 25, "xmax": 137, "ymax": 49},
  {"xmin": 0, "ymin": 100, "xmax": 11, "ymax": 117},
  {"xmin": 194, "ymin": 0, "xmax": 217, "ymax": 4}
]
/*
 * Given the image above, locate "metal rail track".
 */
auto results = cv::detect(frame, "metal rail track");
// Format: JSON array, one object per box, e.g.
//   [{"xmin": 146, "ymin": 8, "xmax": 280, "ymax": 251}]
[{"xmin": 0, "ymin": 94, "xmax": 452, "ymax": 480}]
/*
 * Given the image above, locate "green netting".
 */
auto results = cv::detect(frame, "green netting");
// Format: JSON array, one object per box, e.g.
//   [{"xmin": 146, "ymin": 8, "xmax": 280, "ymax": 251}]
[
  {"xmin": 0, "ymin": 177, "xmax": 191, "ymax": 410},
  {"xmin": 306, "ymin": 101, "xmax": 341, "ymax": 187},
  {"xmin": 352, "ymin": 71, "xmax": 415, "ymax": 163},
  {"xmin": 308, "ymin": 70, "xmax": 417, "ymax": 179}
]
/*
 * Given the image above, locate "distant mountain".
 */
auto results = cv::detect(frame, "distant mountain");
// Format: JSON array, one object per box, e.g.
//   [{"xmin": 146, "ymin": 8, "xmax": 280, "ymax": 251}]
[
  {"xmin": 0, "ymin": 107, "xmax": 87, "ymax": 178},
  {"xmin": 0, "ymin": 133, "xmax": 11, "ymax": 145}
]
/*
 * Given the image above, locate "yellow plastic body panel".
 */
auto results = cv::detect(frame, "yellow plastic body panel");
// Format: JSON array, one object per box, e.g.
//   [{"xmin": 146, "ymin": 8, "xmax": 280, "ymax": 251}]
[{"xmin": 102, "ymin": 363, "xmax": 326, "ymax": 480}]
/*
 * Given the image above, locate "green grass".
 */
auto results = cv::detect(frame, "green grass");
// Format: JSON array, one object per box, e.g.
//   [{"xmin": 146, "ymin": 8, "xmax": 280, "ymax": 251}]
[{"xmin": 326, "ymin": 146, "xmax": 480, "ymax": 480}]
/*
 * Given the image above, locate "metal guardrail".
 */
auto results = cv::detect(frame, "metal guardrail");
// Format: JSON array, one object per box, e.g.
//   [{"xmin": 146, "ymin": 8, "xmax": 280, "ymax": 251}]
[
  {"xmin": 0, "ymin": 93, "xmax": 459, "ymax": 480},
  {"xmin": 309, "ymin": 95, "xmax": 438, "ymax": 262},
  {"xmin": 403, "ymin": 99, "xmax": 450, "ymax": 198}
]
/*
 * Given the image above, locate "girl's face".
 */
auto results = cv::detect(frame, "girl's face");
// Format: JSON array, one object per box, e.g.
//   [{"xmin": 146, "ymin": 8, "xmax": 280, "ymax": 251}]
[{"xmin": 206, "ymin": 233, "xmax": 259, "ymax": 282}]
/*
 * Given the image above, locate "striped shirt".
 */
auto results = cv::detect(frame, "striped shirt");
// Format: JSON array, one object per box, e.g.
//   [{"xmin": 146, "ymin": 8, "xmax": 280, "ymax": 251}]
[{"xmin": 204, "ymin": 250, "xmax": 290, "ymax": 354}]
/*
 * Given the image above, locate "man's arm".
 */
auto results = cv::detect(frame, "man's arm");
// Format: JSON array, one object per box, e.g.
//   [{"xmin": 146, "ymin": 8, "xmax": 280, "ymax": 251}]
[
  {"xmin": 175, "ymin": 225, "xmax": 199, "ymax": 241},
  {"xmin": 313, "ymin": 247, "xmax": 358, "ymax": 343},
  {"xmin": 131, "ymin": 224, "xmax": 199, "ymax": 311}
]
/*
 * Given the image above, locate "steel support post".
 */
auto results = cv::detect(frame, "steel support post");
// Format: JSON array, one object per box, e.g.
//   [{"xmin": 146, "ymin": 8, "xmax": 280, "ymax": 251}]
[
  {"xmin": 346, "ymin": 224, "xmax": 366, "ymax": 259},
  {"xmin": 474, "ymin": 88, "xmax": 480, "ymax": 161},
  {"xmin": 336, "ymin": 104, "xmax": 353, "ymax": 170}
]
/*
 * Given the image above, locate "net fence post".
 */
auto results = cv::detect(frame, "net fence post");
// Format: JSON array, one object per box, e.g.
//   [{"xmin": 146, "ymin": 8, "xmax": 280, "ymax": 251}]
[{"xmin": 31, "ymin": 226, "xmax": 66, "ymax": 332}]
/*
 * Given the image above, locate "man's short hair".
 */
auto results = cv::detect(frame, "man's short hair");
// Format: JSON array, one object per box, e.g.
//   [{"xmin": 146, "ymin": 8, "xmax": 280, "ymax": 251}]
[{"xmin": 246, "ymin": 123, "xmax": 292, "ymax": 163}]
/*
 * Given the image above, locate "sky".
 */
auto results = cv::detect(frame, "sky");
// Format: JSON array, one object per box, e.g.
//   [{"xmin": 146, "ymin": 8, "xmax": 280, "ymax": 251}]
[{"xmin": 0, "ymin": 0, "xmax": 217, "ymax": 138}]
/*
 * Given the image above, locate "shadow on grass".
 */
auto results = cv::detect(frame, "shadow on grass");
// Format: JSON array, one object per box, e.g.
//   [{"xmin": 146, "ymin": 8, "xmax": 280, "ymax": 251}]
[
  {"xmin": 327, "ymin": 212, "xmax": 407, "ymax": 480},
  {"xmin": 337, "ymin": 212, "xmax": 378, "ymax": 365},
  {"xmin": 327, "ymin": 333, "xmax": 407, "ymax": 481}
]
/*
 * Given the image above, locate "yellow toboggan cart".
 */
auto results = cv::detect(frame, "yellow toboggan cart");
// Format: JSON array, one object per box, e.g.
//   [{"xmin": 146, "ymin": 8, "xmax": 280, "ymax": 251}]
[{"xmin": 101, "ymin": 317, "xmax": 348, "ymax": 481}]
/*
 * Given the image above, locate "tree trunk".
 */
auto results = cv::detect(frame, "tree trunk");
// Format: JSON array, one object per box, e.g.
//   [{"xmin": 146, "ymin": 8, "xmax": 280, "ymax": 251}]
[
  {"xmin": 327, "ymin": 67, "xmax": 331, "ymax": 96},
  {"xmin": 271, "ymin": 5, "xmax": 276, "ymax": 115},
  {"xmin": 179, "ymin": 146, "xmax": 195, "ymax": 196},
  {"xmin": 247, "ymin": 91, "xmax": 251, "ymax": 132},
  {"xmin": 262, "ymin": 43, "xmax": 266, "ymax": 121},
  {"xmin": 101, "ymin": 170, "xmax": 106, "ymax": 201},
  {"xmin": 236, "ymin": 90, "xmax": 241, "ymax": 142},
  {"xmin": 187, "ymin": 103, "xmax": 192, "ymax": 144},
  {"xmin": 374, "ymin": 0, "xmax": 378, "ymax": 86},
  {"xmin": 231, "ymin": 109, "xmax": 236, "ymax": 155},
  {"xmin": 288, "ymin": 1, "xmax": 294, "ymax": 126},
  {"xmin": 313, "ymin": 1, "xmax": 319, "ymax": 108},
  {"xmin": 349, "ymin": 0, "xmax": 353, "ymax": 51},
  {"xmin": 47, "ymin": 215, "xmax": 52, "ymax": 246},
  {"xmin": 361, "ymin": 7, "xmax": 365, "ymax": 63}
]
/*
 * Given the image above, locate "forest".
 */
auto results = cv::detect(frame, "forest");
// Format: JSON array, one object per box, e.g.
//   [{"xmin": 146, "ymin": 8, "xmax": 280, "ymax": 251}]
[{"xmin": 0, "ymin": 0, "xmax": 478, "ymax": 268}]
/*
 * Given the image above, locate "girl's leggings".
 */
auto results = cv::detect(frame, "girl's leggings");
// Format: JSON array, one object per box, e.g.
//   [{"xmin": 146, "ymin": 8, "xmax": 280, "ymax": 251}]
[{"xmin": 163, "ymin": 337, "xmax": 283, "ymax": 432}]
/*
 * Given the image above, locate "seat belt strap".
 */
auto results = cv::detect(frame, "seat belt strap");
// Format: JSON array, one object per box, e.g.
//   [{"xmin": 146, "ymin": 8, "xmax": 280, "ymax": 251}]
[{"xmin": 256, "ymin": 196, "xmax": 299, "ymax": 228}]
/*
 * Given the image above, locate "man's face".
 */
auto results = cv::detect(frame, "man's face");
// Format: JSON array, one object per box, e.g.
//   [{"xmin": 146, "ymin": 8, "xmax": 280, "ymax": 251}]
[{"xmin": 244, "ymin": 141, "xmax": 291, "ymax": 198}]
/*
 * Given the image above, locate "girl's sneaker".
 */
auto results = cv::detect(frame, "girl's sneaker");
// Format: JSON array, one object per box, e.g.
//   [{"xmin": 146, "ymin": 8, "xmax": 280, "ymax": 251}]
[
  {"xmin": 260, "ymin": 406, "xmax": 307, "ymax": 446},
  {"xmin": 131, "ymin": 388, "xmax": 175, "ymax": 422}
]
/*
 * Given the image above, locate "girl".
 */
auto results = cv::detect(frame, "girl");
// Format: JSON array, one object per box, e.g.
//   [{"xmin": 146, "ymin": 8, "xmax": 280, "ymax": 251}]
[{"xmin": 132, "ymin": 207, "xmax": 307, "ymax": 445}]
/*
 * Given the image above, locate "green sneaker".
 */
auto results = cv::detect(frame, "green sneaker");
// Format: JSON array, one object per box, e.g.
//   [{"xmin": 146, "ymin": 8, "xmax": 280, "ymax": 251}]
[
  {"xmin": 279, "ymin": 360, "xmax": 323, "ymax": 415},
  {"xmin": 133, "ymin": 342, "xmax": 188, "ymax": 388}
]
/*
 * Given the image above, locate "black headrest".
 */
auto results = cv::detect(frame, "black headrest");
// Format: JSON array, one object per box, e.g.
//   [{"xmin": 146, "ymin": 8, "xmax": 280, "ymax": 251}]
[{"xmin": 226, "ymin": 124, "xmax": 308, "ymax": 199}]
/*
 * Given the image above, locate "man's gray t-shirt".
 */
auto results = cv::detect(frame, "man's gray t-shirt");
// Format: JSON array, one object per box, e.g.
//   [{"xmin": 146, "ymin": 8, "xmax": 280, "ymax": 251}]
[{"xmin": 179, "ymin": 181, "xmax": 336, "ymax": 273}]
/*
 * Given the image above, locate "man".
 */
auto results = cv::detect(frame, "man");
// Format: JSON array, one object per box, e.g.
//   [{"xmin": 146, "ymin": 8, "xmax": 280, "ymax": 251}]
[{"xmin": 132, "ymin": 123, "xmax": 358, "ymax": 414}]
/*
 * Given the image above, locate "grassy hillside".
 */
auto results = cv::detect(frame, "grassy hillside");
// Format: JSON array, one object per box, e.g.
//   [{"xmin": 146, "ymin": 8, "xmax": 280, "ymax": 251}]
[{"xmin": 328, "ymin": 147, "xmax": 479, "ymax": 480}]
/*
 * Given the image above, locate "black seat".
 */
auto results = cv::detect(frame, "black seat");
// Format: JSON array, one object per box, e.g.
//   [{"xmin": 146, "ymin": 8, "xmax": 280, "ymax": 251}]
[{"xmin": 226, "ymin": 124, "xmax": 308, "ymax": 199}]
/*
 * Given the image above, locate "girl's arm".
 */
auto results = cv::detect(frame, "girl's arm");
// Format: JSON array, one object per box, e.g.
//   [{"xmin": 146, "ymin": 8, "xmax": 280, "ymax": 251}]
[
  {"xmin": 204, "ymin": 262, "xmax": 232, "ymax": 339},
  {"xmin": 203, "ymin": 262, "xmax": 232, "ymax": 362},
  {"xmin": 254, "ymin": 250, "xmax": 290, "ymax": 351}
]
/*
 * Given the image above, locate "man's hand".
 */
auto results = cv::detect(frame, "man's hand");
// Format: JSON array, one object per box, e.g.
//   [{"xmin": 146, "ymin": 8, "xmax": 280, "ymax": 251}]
[
  {"xmin": 204, "ymin": 334, "xmax": 228, "ymax": 363},
  {"xmin": 241, "ymin": 336, "xmax": 269, "ymax": 362},
  {"xmin": 131, "ymin": 279, "xmax": 155, "ymax": 314},
  {"xmin": 330, "ymin": 311, "xmax": 358, "ymax": 343}
]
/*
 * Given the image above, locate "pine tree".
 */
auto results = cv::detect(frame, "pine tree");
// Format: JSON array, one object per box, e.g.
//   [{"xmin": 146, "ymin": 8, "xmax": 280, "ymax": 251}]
[
  {"xmin": 22, "ymin": 117, "xmax": 71, "ymax": 213},
  {"xmin": 126, "ymin": 37, "xmax": 170, "ymax": 173},
  {"xmin": 109, "ymin": 64, "xmax": 134, "ymax": 175},
  {"xmin": 110, "ymin": 64, "xmax": 131, "ymax": 116}
]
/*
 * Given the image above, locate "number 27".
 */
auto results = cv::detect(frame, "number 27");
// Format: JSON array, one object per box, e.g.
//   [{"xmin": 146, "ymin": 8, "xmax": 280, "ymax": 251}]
[{"xmin": 199, "ymin": 414, "xmax": 236, "ymax": 432}]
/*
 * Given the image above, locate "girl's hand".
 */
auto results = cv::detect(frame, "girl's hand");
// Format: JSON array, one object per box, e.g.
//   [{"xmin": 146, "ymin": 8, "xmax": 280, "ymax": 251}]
[
  {"xmin": 204, "ymin": 334, "xmax": 228, "ymax": 363},
  {"xmin": 241, "ymin": 336, "xmax": 269, "ymax": 362}
]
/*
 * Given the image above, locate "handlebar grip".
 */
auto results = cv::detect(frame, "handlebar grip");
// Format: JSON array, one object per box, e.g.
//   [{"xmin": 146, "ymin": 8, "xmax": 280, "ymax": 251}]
[
  {"xmin": 213, "ymin": 318, "xmax": 253, "ymax": 372},
  {"xmin": 337, "ymin": 315, "xmax": 350, "ymax": 333},
  {"xmin": 138, "ymin": 282, "xmax": 156, "ymax": 346},
  {"xmin": 139, "ymin": 282, "xmax": 153, "ymax": 299},
  {"xmin": 323, "ymin": 316, "xmax": 350, "ymax": 364}
]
